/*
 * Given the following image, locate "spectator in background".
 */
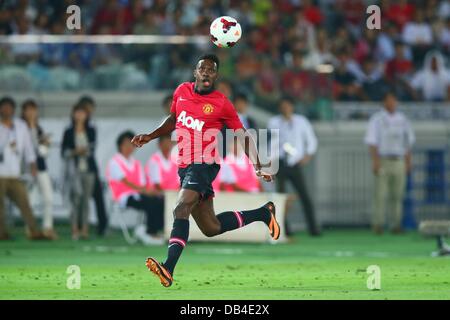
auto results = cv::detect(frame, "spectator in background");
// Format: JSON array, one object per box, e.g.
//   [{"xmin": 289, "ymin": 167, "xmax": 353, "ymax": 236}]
[
  {"xmin": 78, "ymin": 96, "xmax": 109, "ymax": 236},
  {"xmin": 302, "ymin": 0, "xmax": 324, "ymax": 26},
  {"xmin": 330, "ymin": 27, "xmax": 352, "ymax": 56},
  {"xmin": 221, "ymin": 137, "xmax": 262, "ymax": 193},
  {"xmin": 386, "ymin": 42, "xmax": 413, "ymax": 81},
  {"xmin": 356, "ymin": 58, "xmax": 390, "ymax": 101},
  {"xmin": 410, "ymin": 50, "xmax": 450, "ymax": 101},
  {"xmin": 235, "ymin": 49, "xmax": 261, "ymax": 92},
  {"xmin": 107, "ymin": 131, "xmax": 164, "ymax": 245},
  {"xmin": 402, "ymin": 10, "xmax": 434, "ymax": 66},
  {"xmin": 385, "ymin": 0, "xmax": 416, "ymax": 30},
  {"xmin": 268, "ymin": 97, "xmax": 320, "ymax": 237},
  {"xmin": 10, "ymin": 14, "xmax": 40, "ymax": 64},
  {"xmin": 303, "ymin": 29, "xmax": 336, "ymax": 71},
  {"xmin": 61, "ymin": 103, "xmax": 96, "ymax": 240},
  {"xmin": 133, "ymin": 8, "xmax": 159, "ymax": 34},
  {"xmin": 21, "ymin": 99, "xmax": 57, "ymax": 240},
  {"xmin": 216, "ymin": 79, "xmax": 234, "ymax": 99},
  {"xmin": 0, "ymin": 7, "xmax": 13, "ymax": 35},
  {"xmin": 145, "ymin": 134, "xmax": 179, "ymax": 192},
  {"xmin": 254, "ymin": 57, "xmax": 281, "ymax": 109},
  {"xmin": 91, "ymin": 0, "xmax": 134, "ymax": 34},
  {"xmin": 335, "ymin": 0, "xmax": 365, "ymax": 35},
  {"xmin": 233, "ymin": 93, "xmax": 258, "ymax": 131},
  {"xmin": 376, "ymin": 22, "xmax": 399, "ymax": 63},
  {"xmin": 33, "ymin": 11, "xmax": 50, "ymax": 34},
  {"xmin": 39, "ymin": 19, "xmax": 67, "ymax": 67},
  {"xmin": 365, "ymin": 92, "xmax": 415, "ymax": 235},
  {"xmin": 353, "ymin": 28, "xmax": 379, "ymax": 65},
  {"xmin": 281, "ymin": 52, "xmax": 312, "ymax": 102},
  {"xmin": 435, "ymin": 17, "xmax": 450, "ymax": 52},
  {"xmin": 333, "ymin": 52, "xmax": 362, "ymax": 101},
  {"xmin": 0, "ymin": 97, "xmax": 49, "ymax": 240},
  {"xmin": 385, "ymin": 42, "xmax": 415, "ymax": 100},
  {"xmin": 293, "ymin": 8, "xmax": 316, "ymax": 51},
  {"xmin": 65, "ymin": 29, "xmax": 98, "ymax": 71}
]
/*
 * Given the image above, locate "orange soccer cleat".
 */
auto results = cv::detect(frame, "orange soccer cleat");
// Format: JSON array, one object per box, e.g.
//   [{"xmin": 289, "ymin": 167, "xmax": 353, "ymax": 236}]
[
  {"xmin": 264, "ymin": 201, "xmax": 280, "ymax": 240},
  {"xmin": 145, "ymin": 257, "xmax": 173, "ymax": 288}
]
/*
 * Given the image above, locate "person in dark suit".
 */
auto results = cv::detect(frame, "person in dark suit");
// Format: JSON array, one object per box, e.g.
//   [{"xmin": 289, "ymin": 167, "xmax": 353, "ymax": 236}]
[
  {"xmin": 77, "ymin": 95, "xmax": 108, "ymax": 236},
  {"xmin": 61, "ymin": 103, "xmax": 97, "ymax": 240}
]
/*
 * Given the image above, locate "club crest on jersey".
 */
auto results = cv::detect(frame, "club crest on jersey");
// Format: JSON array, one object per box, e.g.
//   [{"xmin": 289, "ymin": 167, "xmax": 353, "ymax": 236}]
[
  {"xmin": 202, "ymin": 104, "xmax": 214, "ymax": 115},
  {"xmin": 177, "ymin": 110, "xmax": 205, "ymax": 131}
]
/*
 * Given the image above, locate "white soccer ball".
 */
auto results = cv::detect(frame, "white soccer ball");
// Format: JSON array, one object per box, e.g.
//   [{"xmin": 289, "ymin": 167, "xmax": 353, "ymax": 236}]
[{"xmin": 210, "ymin": 16, "xmax": 242, "ymax": 48}]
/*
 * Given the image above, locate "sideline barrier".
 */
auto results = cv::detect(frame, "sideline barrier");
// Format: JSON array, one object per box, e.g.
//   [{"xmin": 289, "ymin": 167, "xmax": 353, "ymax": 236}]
[{"xmin": 163, "ymin": 191, "xmax": 288, "ymax": 243}]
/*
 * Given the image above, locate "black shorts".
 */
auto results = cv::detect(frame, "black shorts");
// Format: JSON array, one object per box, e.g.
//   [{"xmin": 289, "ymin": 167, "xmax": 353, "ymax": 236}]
[{"xmin": 178, "ymin": 163, "xmax": 220, "ymax": 200}]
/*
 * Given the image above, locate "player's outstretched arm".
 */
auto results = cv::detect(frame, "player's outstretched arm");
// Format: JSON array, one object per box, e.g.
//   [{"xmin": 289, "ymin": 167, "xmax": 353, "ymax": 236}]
[
  {"xmin": 235, "ymin": 128, "xmax": 274, "ymax": 182},
  {"xmin": 131, "ymin": 113, "xmax": 176, "ymax": 148}
]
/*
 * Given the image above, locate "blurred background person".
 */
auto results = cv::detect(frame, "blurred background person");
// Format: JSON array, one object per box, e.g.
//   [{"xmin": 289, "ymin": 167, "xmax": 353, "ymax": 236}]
[
  {"xmin": 0, "ymin": 97, "xmax": 48, "ymax": 240},
  {"xmin": 61, "ymin": 103, "xmax": 96, "ymax": 240},
  {"xmin": 268, "ymin": 97, "xmax": 320, "ymax": 237},
  {"xmin": 410, "ymin": 51, "xmax": 450, "ymax": 102},
  {"xmin": 21, "ymin": 99, "xmax": 57, "ymax": 240},
  {"xmin": 77, "ymin": 95, "xmax": 109, "ymax": 237},
  {"xmin": 145, "ymin": 134, "xmax": 179, "ymax": 192},
  {"xmin": 221, "ymin": 137, "xmax": 262, "ymax": 193},
  {"xmin": 233, "ymin": 93, "xmax": 258, "ymax": 131},
  {"xmin": 365, "ymin": 92, "xmax": 415, "ymax": 235},
  {"xmin": 107, "ymin": 131, "xmax": 164, "ymax": 245}
]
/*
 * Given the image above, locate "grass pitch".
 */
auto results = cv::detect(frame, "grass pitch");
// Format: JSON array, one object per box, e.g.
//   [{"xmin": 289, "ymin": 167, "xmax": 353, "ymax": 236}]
[{"xmin": 0, "ymin": 227, "xmax": 449, "ymax": 300}]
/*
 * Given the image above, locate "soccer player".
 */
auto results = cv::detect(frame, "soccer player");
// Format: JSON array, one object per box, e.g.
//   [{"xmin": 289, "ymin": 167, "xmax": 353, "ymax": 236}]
[{"xmin": 131, "ymin": 54, "xmax": 280, "ymax": 287}]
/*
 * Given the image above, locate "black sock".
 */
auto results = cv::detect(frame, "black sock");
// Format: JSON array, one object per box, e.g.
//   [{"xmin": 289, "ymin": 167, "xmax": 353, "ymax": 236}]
[
  {"xmin": 217, "ymin": 206, "xmax": 271, "ymax": 234},
  {"xmin": 163, "ymin": 218, "xmax": 189, "ymax": 275}
]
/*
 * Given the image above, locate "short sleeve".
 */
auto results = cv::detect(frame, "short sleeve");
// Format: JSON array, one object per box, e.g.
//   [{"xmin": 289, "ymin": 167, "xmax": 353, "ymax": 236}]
[
  {"xmin": 22, "ymin": 123, "xmax": 37, "ymax": 164},
  {"xmin": 108, "ymin": 160, "xmax": 125, "ymax": 181},
  {"xmin": 364, "ymin": 116, "xmax": 379, "ymax": 146},
  {"xmin": 220, "ymin": 162, "xmax": 236, "ymax": 184},
  {"xmin": 405, "ymin": 118, "xmax": 416, "ymax": 148},
  {"xmin": 222, "ymin": 98, "xmax": 244, "ymax": 130},
  {"xmin": 302, "ymin": 118, "xmax": 318, "ymax": 155},
  {"xmin": 147, "ymin": 159, "xmax": 161, "ymax": 184}
]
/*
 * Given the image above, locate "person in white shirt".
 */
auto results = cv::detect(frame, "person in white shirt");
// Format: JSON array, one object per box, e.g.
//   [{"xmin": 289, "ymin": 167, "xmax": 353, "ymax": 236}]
[
  {"xmin": 410, "ymin": 50, "xmax": 450, "ymax": 102},
  {"xmin": 365, "ymin": 92, "xmax": 415, "ymax": 234},
  {"xmin": 401, "ymin": 11, "xmax": 434, "ymax": 65},
  {"xmin": 21, "ymin": 99, "xmax": 57, "ymax": 240},
  {"xmin": 0, "ymin": 97, "xmax": 48, "ymax": 240},
  {"xmin": 145, "ymin": 134, "xmax": 179, "ymax": 192},
  {"xmin": 268, "ymin": 97, "xmax": 320, "ymax": 236},
  {"xmin": 106, "ymin": 131, "xmax": 164, "ymax": 245},
  {"xmin": 220, "ymin": 137, "xmax": 262, "ymax": 193}
]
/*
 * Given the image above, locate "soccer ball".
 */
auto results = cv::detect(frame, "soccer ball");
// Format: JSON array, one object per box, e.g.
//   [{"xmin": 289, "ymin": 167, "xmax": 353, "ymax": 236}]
[{"xmin": 210, "ymin": 16, "xmax": 242, "ymax": 48}]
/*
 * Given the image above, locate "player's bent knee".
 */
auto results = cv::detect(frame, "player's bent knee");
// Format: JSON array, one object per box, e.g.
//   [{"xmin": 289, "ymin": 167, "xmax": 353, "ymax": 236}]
[
  {"xmin": 201, "ymin": 225, "xmax": 221, "ymax": 237},
  {"xmin": 173, "ymin": 201, "xmax": 195, "ymax": 219}
]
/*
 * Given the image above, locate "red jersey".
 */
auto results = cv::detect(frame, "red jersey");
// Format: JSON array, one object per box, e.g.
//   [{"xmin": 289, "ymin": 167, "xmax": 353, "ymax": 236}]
[{"xmin": 170, "ymin": 82, "xmax": 244, "ymax": 168}]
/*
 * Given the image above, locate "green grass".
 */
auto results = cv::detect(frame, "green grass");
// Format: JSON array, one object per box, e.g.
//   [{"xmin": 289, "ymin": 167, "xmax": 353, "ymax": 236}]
[{"xmin": 0, "ymin": 227, "xmax": 449, "ymax": 300}]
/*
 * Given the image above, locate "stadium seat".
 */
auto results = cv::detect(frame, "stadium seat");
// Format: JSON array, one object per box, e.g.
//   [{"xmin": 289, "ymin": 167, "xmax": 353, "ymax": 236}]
[{"xmin": 106, "ymin": 194, "xmax": 145, "ymax": 245}]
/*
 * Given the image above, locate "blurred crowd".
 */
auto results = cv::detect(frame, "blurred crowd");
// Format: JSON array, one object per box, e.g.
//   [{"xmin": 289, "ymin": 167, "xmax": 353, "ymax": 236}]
[{"xmin": 0, "ymin": 0, "xmax": 449, "ymax": 109}]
